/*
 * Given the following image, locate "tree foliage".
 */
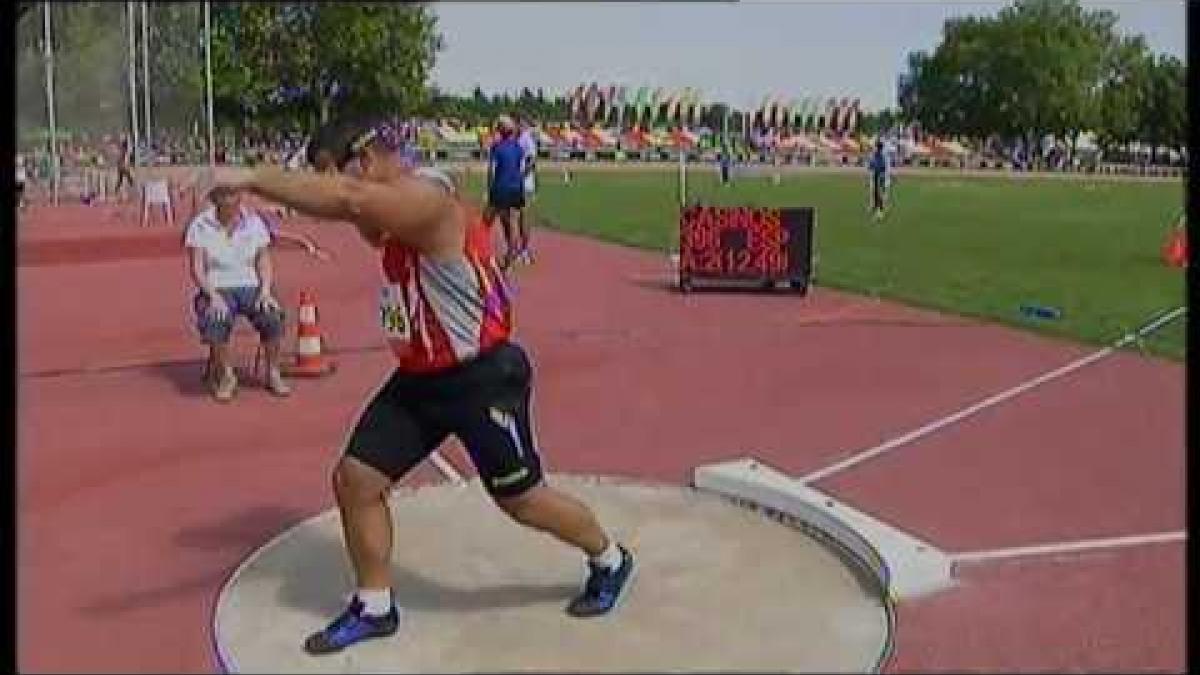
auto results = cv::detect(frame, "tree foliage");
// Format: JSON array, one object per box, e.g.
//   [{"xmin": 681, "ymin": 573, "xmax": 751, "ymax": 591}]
[
  {"xmin": 901, "ymin": 0, "xmax": 1185, "ymax": 162},
  {"xmin": 15, "ymin": 3, "xmax": 130, "ymax": 139},
  {"xmin": 207, "ymin": 2, "xmax": 442, "ymax": 132},
  {"xmin": 17, "ymin": 0, "xmax": 1185, "ymax": 162}
]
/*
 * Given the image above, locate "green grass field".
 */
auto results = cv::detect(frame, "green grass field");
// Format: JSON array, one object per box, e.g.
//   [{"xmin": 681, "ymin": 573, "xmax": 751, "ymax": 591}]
[{"xmin": 463, "ymin": 167, "xmax": 1186, "ymax": 360}]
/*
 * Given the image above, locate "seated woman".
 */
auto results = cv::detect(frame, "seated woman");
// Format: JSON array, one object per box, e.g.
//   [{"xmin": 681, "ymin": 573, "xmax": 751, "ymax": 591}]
[
  {"xmin": 184, "ymin": 186, "xmax": 291, "ymax": 402},
  {"xmin": 180, "ymin": 170, "xmax": 329, "ymax": 260}
]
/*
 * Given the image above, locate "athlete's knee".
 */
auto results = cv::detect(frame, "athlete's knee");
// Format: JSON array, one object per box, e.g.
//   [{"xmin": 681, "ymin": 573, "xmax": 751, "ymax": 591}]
[
  {"xmin": 332, "ymin": 457, "xmax": 390, "ymax": 507},
  {"xmin": 494, "ymin": 483, "xmax": 549, "ymax": 525}
]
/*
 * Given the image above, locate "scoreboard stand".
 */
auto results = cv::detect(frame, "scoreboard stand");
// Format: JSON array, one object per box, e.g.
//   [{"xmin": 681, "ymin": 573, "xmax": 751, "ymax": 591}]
[
  {"xmin": 677, "ymin": 274, "xmax": 809, "ymax": 294},
  {"xmin": 677, "ymin": 206, "xmax": 814, "ymax": 295}
]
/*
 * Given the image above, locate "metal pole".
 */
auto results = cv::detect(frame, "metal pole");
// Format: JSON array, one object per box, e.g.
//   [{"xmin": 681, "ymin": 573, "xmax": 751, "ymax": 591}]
[
  {"xmin": 43, "ymin": 2, "xmax": 59, "ymax": 205},
  {"xmin": 678, "ymin": 137, "xmax": 687, "ymax": 207},
  {"xmin": 204, "ymin": 0, "xmax": 215, "ymax": 167},
  {"xmin": 127, "ymin": 1, "xmax": 140, "ymax": 166},
  {"xmin": 141, "ymin": 1, "xmax": 151, "ymax": 149}
]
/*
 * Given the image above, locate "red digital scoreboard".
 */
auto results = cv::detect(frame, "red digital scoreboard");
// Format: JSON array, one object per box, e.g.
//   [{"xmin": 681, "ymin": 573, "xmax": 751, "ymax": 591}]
[{"xmin": 678, "ymin": 205, "xmax": 814, "ymax": 293}]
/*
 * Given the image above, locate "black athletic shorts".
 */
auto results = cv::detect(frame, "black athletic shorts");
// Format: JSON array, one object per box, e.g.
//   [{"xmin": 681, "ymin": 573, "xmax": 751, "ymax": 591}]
[
  {"xmin": 343, "ymin": 341, "xmax": 543, "ymax": 498},
  {"xmin": 488, "ymin": 188, "xmax": 526, "ymax": 211},
  {"xmin": 872, "ymin": 175, "xmax": 887, "ymax": 210}
]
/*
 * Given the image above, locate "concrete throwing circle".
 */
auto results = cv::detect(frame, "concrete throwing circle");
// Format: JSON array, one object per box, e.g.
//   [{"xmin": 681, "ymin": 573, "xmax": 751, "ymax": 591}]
[{"xmin": 214, "ymin": 475, "xmax": 891, "ymax": 673}]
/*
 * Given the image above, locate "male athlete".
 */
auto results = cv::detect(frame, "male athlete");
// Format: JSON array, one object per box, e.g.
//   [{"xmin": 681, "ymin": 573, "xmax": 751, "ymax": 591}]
[
  {"xmin": 485, "ymin": 115, "xmax": 527, "ymax": 269},
  {"xmin": 208, "ymin": 117, "xmax": 636, "ymax": 655},
  {"xmin": 867, "ymin": 139, "xmax": 891, "ymax": 221}
]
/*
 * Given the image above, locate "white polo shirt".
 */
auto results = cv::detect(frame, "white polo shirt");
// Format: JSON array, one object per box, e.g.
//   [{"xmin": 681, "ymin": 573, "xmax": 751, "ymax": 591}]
[
  {"xmin": 184, "ymin": 206, "xmax": 272, "ymax": 290},
  {"xmin": 518, "ymin": 129, "xmax": 537, "ymax": 193},
  {"xmin": 518, "ymin": 129, "xmax": 537, "ymax": 161}
]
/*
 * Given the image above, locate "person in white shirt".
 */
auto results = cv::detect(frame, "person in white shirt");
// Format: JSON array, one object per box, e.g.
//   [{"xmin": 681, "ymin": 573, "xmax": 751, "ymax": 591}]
[
  {"xmin": 180, "ymin": 168, "xmax": 329, "ymax": 261},
  {"xmin": 515, "ymin": 116, "xmax": 538, "ymax": 264},
  {"xmin": 184, "ymin": 186, "xmax": 290, "ymax": 402},
  {"xmin": 16, "ymin": 153, "xmax": 27, "ymax": 209}
]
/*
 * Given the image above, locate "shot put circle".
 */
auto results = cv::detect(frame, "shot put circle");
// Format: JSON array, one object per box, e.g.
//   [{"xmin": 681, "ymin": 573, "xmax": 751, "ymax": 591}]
[{"xmin": 213, "ymin": 475, "xmax": 893, "ymax": 673}]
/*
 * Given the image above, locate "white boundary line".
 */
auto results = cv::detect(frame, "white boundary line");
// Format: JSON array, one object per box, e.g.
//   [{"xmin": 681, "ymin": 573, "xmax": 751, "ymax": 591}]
[
  {"xmin": 693, "ymin": 458, "xmax": 956, "ymax": 602},
  {"xmin": 951, "ymin": 530, "xmax": 1186, "ymax": 565},
  {"xmin": 800, "ymin": 306, "xmax": 1186, "ymax": 484},
  {"xmin": 211, "ymin": 511, "xmax": 331, "ymax": 674},
  {"xmin": 429, "ymin": 450, "xmax": 466, "ymax": 486}
]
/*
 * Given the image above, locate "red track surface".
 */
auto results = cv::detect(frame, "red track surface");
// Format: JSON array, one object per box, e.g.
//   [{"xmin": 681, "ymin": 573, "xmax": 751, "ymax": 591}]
[{"xmin": 17, "ymin": 201, "xmax": 1185, "ymax": 672}]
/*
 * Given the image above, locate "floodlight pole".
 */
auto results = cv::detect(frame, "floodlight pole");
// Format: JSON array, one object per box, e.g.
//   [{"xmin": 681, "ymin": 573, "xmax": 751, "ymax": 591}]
[
  {"xmin": 43, "ymin": 2, "xmax": 60, "ymax": 205},
  {"xmin": 204, "ymin": 0, "xmax": 215, "ymax": 167},
  {"xmin": 127, "ymin": 1, "xmax": 141, "ymax": 166},
  {"xmin": 141, "ymin": 1, "xmax": 152, "ymax": 148}
]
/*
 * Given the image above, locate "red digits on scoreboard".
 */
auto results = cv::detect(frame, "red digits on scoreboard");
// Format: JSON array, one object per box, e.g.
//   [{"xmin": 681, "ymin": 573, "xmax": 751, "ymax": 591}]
[
  {"xmin": 683, "ymin": 206, "xmax": 793, "ymax": 277},
  {"xmin": 684, "ymin": 207, "xmax": 721, "ymax": 274},
  {"xmin": 683, "ymin": 208, "xmax": 716, "ymax": 269},
  {"xmin": 762, "ymin": 209, "xmax": 784, "ymax": 245},
  {"xmin": 738, "ymin": 208, "xmax": 771, "ymax": 275}
]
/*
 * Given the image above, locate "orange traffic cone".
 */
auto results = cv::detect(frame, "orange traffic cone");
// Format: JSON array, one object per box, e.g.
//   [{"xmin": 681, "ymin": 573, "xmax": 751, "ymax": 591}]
[
  {"xmin": 283, "ymin": 290, "xmax": 336, "ymax": 377},
  {"xmin": 1163, "ymin": 228, "xmax": 1188, "ymax": 268}
]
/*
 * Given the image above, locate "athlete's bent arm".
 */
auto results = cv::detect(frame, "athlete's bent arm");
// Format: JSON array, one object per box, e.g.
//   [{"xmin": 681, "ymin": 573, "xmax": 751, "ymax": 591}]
[
  {"xmin": 216, "ymin": 167, "xmax": 451, "ymax": 248},
  {"xmin": 273, "ymin": 229, "xmax": 330, "ymax": 260}
]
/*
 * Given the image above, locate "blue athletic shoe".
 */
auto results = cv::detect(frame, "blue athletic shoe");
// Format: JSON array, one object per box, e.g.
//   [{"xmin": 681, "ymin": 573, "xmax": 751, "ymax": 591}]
[
  {"xmin": 567, "ymin": 545, "xmax": 636, "ymax": 617},
  {"xmin": 303, "ymin": 598, "xmax": 399, "ymax": 655}
]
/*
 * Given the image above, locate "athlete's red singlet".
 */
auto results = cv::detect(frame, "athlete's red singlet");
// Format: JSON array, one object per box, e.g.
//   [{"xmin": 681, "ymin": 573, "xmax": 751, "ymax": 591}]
[{"xmin": 378, "ymin": 208, "xmax": 513, "ymax": 373}]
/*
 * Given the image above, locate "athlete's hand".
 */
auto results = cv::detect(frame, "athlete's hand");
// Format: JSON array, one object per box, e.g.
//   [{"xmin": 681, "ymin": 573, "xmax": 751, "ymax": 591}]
[{"xmin": 206, "ymin": 293, "xmax": 231, "ymax": 323}]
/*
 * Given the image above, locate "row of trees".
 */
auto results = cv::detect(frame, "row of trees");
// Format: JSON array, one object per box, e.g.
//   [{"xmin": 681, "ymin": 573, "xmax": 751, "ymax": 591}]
[
  {"xmin": 16, "ymin": 3, "xmax": 134, "ymax": 140},
  {"xmin": 427, "ymin": 86, "xmax": 567, "ymax": 126},
  {"xmin": 208, "ymin": 3, "xmax": 440, "ymax": 131},
  {"xmin": 899, "ymin": 0, "xmax": 1186, "ymax": 162},
  {"xmin": 17, "ymin": 0, "xmax": 1184, "ymax": 161},
  {"xmin": 15, "ymin": 2, "xmax": 443, "ymax": 142}
]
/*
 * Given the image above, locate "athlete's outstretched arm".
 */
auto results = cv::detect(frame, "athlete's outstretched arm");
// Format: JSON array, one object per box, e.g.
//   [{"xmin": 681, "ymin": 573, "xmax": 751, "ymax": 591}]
[{"xmin": 212, "ymin": 167, "xmax": 450, "ymax": 247}]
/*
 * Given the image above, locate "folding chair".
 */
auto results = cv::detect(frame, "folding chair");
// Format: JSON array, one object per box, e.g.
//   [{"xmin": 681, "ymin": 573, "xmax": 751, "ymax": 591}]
[
  {"xmin": 142, "ymin": 178, "xmax": 175, "ymax": 227},
  {"xmin": 200, "ymin": 321, "xmax": 267, "ymax": 388}
]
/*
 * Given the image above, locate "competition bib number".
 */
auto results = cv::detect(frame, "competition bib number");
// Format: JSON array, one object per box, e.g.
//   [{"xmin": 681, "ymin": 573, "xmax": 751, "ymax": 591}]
[{"xmin": 379, "ymin": 284, "xmax": 411, "ymax": 341}]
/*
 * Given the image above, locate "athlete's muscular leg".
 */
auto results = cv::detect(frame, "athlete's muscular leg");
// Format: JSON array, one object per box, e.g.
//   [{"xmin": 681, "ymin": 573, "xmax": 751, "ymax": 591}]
[
  {"xmin": 494, "ymin": 484, "xmax": 610, "ymax": 557},
  {"xmin": 331, "ymin": 456, "xmax": 395, "ymax": 590}
]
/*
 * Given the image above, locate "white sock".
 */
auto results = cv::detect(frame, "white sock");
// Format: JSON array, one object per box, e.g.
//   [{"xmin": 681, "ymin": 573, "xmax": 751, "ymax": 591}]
[
  {"xmin": 590, "ymin": 539, "xmax": 623, "ymax": 571},
  {"xmin": 355, "ymin": 588, "xmax": 393, "ymax": 616}
]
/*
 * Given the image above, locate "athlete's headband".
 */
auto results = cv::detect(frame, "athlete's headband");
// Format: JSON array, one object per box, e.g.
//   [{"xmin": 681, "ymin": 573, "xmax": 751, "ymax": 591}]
[{"xmin": 337, "ymin": 127, "xmax": 379, "ymax": 169}]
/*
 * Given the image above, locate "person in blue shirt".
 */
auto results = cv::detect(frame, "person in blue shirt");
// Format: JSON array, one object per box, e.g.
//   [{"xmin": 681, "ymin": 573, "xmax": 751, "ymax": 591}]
[
  {"xmin": 867, "ymin": 139, "xmax": 891, "ymax": 221},
  {"xmin": 718, "ymin": 143, "xmax": 732, "ymax": 186},
  {"xmin": 485, "ymin": 115, "xmax": 526, "ymax": 269}
]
